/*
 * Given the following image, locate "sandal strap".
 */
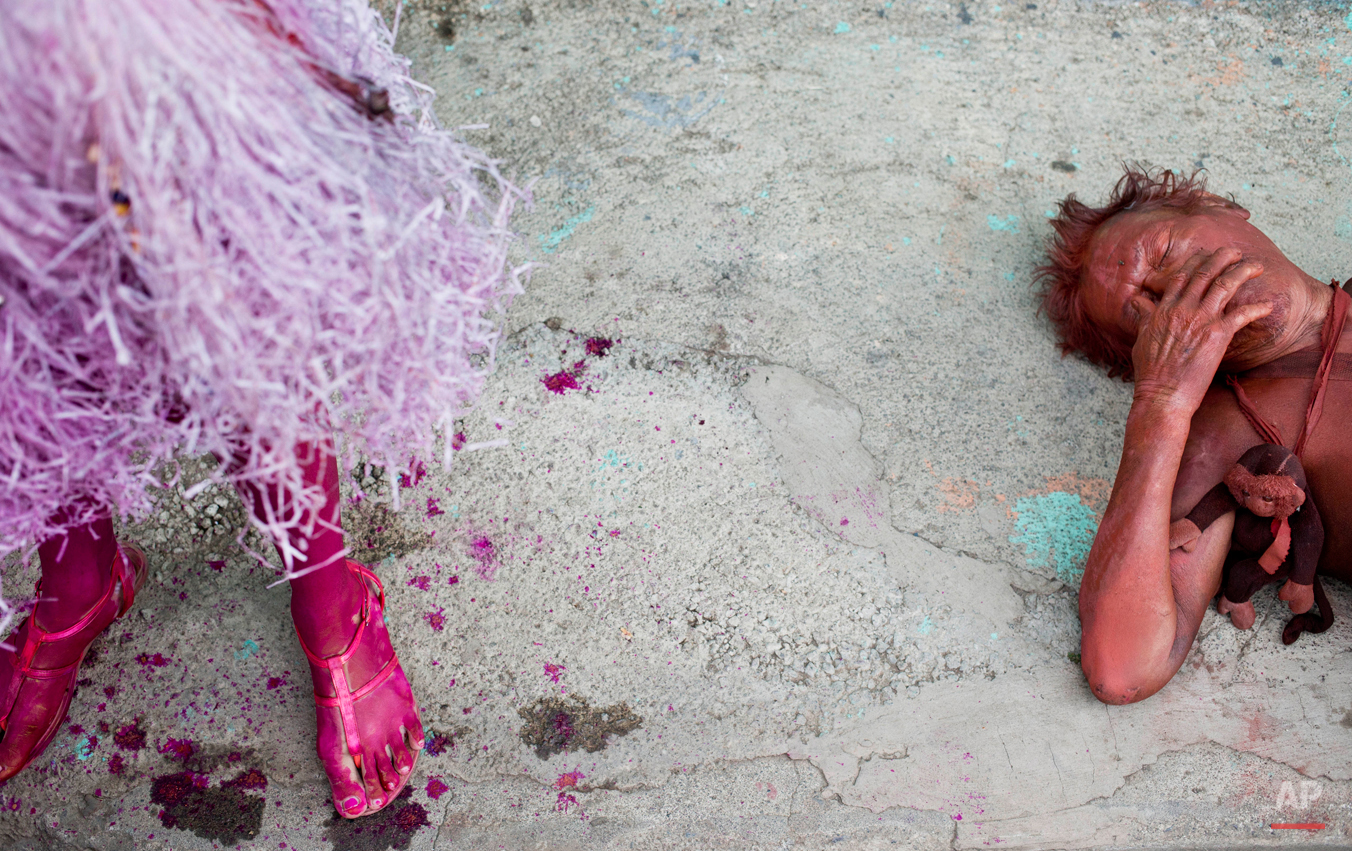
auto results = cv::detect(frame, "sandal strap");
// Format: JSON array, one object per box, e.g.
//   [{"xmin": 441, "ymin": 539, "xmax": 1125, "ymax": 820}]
[
  {"xmin": 293, "ymin": 561, "xmax": 399, "ymax": 763},
  {"xmin": 0, "ymin": 544, "xmax": 137, "ymax": 732}
]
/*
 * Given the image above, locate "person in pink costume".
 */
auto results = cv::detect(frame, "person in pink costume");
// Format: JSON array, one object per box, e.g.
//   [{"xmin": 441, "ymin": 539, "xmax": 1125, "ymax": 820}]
[{"xmin": 0, "ymin": 0, "xmax": 525, "ymax": 818}]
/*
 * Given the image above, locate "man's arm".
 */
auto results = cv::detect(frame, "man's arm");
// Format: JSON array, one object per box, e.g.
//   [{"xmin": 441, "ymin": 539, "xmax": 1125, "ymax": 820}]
[
  {"xmin": 1078, "ymin": 399, "xmax": 1231, "ymax": 703},
  {"xmin": 1077, "ymin": 248, "xmax": 1270, "ymax": 704}
]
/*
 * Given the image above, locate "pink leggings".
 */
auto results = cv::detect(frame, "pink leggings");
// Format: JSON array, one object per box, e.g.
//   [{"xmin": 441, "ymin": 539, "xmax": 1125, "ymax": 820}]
[{"xmin": 39, "ymin": 445, "xmax": 363, "ymax": 652}]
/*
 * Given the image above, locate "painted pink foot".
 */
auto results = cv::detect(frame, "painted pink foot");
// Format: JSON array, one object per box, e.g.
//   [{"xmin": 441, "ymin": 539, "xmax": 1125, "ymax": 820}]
[
  {"xmin": 296, "ymin": 562, "xmax": 424, "ymax": 818},
  {"xmin": 1218, "ymin": 596, "xmax": 1256, "ymax": 630},
  {"xmin": 0, "ymin": 546, "xmax": 145, "ymax": 780}
]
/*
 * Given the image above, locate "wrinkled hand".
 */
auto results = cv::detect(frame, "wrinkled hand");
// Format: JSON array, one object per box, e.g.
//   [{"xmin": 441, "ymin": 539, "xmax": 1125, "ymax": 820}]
[
  {"xmin": 1278, "ymin": 579, "xmax": 1314, "ymax": 615},
  {"xmin": 1130, "ymin": 247, "xmax": 1273, "ymax": 415}
]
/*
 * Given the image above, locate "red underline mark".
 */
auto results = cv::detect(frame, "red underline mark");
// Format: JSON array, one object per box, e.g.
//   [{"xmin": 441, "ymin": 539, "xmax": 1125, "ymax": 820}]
[{"xmin": 1271, "ymin": 823, "xmax": 1326, "ymax": 830}]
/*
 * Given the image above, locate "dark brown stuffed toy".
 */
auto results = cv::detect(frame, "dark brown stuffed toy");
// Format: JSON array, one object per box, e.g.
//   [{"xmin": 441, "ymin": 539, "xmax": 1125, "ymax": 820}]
[{"xmin": 1169, "ymin": 444, "xmax": 1330, "ymax": 645}]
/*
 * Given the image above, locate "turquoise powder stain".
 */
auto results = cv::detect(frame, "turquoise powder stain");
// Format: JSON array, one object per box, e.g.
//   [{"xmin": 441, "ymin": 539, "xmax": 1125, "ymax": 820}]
[
  {"xmin": 835, "ymin": 22, "xmax": 851, "ymax": 33},
  {"xmin": 987, "ymin": 214, "xmax": 1020, "ymax": 233},
  {"xmin": 234, "ymin": 639, "xmax": 260, "ymax": 661},
  {"xmin": 1010, "ymin": 491, "xmax": 1098, "ymax": 585},
  {"xmin": 917, "ymin": 615, "xmax": 933, "ymax": 635},
  {"xmin": 540, "ymin": 207, "xmax": 596, "ymax": 253}
]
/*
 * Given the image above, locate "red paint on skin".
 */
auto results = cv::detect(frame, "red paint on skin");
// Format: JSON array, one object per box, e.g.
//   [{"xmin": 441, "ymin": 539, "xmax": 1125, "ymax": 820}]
[{"xmin": 425, "ymin": 777, "xmax": 449, "ymax": 800}]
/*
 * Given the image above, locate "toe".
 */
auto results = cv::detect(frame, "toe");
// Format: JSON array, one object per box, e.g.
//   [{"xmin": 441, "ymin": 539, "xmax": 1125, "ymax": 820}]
[
  {"xmin": 361, "ymin": 752, "xmax": 386, "ymax": 811},
  {"xmin": 374, "ymin": 746, "xmax": 399, "ymax": 792},
  {"xmin": 323, "ymin": 755, "xmax": 366, "ymax": 818},
  {"xmin": 405, "ymin": 715, "xmax": 426, "ymax": 751},
  {"xmin": 390, "ymin": 737, "xmax": 415, "ymax": 776}
]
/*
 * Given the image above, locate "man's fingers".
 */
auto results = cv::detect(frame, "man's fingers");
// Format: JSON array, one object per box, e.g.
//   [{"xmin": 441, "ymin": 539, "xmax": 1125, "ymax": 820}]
[
  {"xmin": 1128, "ymin": 293, "xmax": 1156, "ymax": 328},
  {"xmin": 1179, "ymin": 247, "xmax": 1244, "ymax": 305},
  {"xmin": 1161, "ymin": 250, "xmax": 1208, "ymax": 302},
  {"xmin": 1222, "ymin": 301, "xmax": 1273, "ymax": 335},
  {"xmin": 1200, "ymin": 260, "xmax": 1263, "ymax": 313}
]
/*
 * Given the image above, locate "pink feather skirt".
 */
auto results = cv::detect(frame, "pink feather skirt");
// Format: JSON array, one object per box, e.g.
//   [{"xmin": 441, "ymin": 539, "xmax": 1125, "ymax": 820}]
[{"xmin": 0, "ymin": 0, "xmax": 525, "ymax": 557}]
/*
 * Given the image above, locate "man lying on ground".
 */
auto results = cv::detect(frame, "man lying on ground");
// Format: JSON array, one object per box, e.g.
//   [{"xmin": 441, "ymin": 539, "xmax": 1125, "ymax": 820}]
[{"xmin": 1037, "ymin": 166, "xmax": 1351, "ymax": 704}]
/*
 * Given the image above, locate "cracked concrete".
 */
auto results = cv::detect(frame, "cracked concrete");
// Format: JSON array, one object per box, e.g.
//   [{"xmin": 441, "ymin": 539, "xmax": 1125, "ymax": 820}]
[{"xmin": 4, "ymin": 0, "xmax": 1352, "ymax": 849}]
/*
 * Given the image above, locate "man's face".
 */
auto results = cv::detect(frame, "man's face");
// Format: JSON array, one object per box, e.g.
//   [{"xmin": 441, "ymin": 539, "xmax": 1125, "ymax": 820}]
[{"xmin": 1080, "ymin": 197, "xmax": 1299, "ymax": 360}]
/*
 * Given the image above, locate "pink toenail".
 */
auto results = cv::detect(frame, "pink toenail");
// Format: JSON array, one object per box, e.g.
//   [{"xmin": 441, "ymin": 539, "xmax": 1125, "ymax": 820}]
[
  {"xmin": 343, "ymin": 797, "xmax": 362, "ymax": 812},
  {"xmin": 385, "ymin": 780, "xmax": 396, "ymax": 790},
  {"xmin": 371, "ymin": 798, "xmax": 383, "ymax": 807}
]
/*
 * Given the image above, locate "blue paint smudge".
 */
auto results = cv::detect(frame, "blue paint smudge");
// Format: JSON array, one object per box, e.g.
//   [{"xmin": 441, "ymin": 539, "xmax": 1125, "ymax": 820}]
[
  {"xmin": 1009, "ymin": 491, "xmax": 1098, "ymax": 585},
  {"xmin": 987, "ymin": 214, "xmax": 1020, "ymax": 233},
  {"xmin": 621, "ymin": 91, "xmax": 714, "ymax": 130},
  {"xmin": 540, "ymin": 207, "xmax": 595, "ymax": 253}
]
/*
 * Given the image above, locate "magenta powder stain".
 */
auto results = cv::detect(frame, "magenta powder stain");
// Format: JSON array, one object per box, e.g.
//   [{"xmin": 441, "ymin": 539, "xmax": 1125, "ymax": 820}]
[
  {"xmin": 265, "ymin": 676, "xmax": 287, "ymax": 690},
  {"xmin": 543, "ymin": 663, "xmax": 565, "ymax": 683},
  {"xmin": 107, "ymin": 754, "xmax": 126, "ymax": 775},
  {"xmin": 451, "ymin": 432, "xmax": 467, "ymax": 451},
  {"xmin": 393, "ymin": 801, "xmax": 430, "ymax": 832},
  {"xmin": 426, "ymin": 497, "xmax": 445, "ymax": 518},
  {"xmin": 399, "ymin": 461, "xmax": 428, "ymax": 489},
  {"xmin": 424, "ymin": 608, "xmax": 446, "ymax": 631},
  {"xmin": 208, "ymin": 560, "xmax": 226, "ymax": 572},
  {"xmin": 137, "ymin": 652, "xmax": 170, "ymax": 668},
  {"xmin": 222, "ymin": 768, "xmax": 268, "ymax": 791},
  {"xmin": 114, "ymin": 722, "xmax": 147, "ymax": 751},
  {"xmin": 468, "ymin": 535, "xmax": 498, "ymax": 580},
  {"xmin": 553, "ymin": 770, "xmax": 585, "ymax": 790},
  {"xmin": 542, "ymin": 370, "xmax": 581, "ymax": 395},
  {"xmin": 159, "ymin": 737, "xmax": 196, "ymax": 761},
  {"xmin": 424, "ymin": 733, "xmax": 453, "ymax": 756},
  {"xmin": 840, "ymin": 517, "xmax": 849, "ymax": 526},
  {"xmin": 584, "ymin": 337, "xmax": 614, "ymax": 357},
  {"xmin": 408, "ymin": 575, "xmax": 432, "ymax": 591},
  {"xmin": 448, "ymin": 575, "xmax": 460, "ymax": 586},
  {"xmin": 425, "ymin": 777, "xmax": 449, "ymax": 800},
  {"xmin": 150, "ymin": 771, "xmax": 208, "ymax": 807}
]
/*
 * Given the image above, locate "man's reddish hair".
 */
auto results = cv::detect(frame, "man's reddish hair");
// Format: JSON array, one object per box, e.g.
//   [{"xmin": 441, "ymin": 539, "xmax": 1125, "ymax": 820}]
[{"xmin": 1035, "ymin": 166, "xmax": 1214, "ymax": 379}]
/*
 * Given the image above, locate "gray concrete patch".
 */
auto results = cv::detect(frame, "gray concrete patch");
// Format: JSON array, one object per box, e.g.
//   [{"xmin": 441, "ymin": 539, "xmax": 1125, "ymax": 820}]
[{"xmin": 6, "ymin": 0, "xmax": 1352, "ymax": 849}]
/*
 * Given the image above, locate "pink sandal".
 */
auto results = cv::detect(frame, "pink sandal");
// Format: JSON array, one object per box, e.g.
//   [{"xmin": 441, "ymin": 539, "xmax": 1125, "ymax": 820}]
[
  {"xmin": 0, "ymin": 544, "xmax": 147, "ymax": 780},
  {"xmin": 295, "ymin": 561, "xmax": 423, "ymax": 818}
]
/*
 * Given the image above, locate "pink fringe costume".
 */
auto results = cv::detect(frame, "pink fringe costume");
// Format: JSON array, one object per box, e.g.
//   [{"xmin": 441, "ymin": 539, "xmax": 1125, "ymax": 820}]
[{"xmin": 0, "ymin": 0, "xmax": 524, "ymax": 583}]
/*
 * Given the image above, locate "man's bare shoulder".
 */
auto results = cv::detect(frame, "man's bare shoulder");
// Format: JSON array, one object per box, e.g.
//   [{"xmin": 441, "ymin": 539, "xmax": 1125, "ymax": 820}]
[{"xmin": 1171, "ymin": 383, "xmax": 1253, "ymax": 519}]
